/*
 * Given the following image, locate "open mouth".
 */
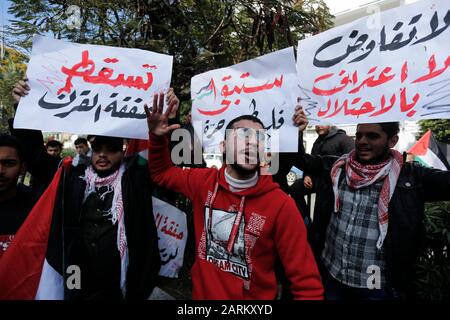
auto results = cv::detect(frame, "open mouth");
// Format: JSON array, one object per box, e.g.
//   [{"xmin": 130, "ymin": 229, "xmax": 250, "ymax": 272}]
[
  {"xmin": 242, "ymin": 149, "xmax": 257, "ymax": 157},
  {"xmin": 357, "ymin": 149, "xmax": 371, "ymax": 155},
  {"xmin": 96, "ymin": 160, "xmax": 110, "ymax": 166},
  {"xmin": 236, "ymin": 149, "xmax": 259, "ymax": 165}
]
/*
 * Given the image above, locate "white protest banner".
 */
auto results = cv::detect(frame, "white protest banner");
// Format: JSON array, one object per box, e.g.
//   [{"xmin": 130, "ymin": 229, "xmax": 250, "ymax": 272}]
[
  {"xmin": 152, "ymin": 197, "xmax": 188, "ymax": 278},
  {"xmin": 297, "ymin": 0, "xmax": 450, "ymax": 125},
  {"xmin": 14, "ymin": 35, "xmax": 173, "ymax": 139},
  {"xmin": 191, "ymin": 47, "xmax": 299, "ymax": 153}
]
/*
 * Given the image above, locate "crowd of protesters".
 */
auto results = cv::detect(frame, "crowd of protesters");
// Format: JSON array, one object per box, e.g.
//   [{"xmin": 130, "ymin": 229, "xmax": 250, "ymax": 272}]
[{"xmin": 0, "ymin": 78, "xmax": 449, "ymax": 301}]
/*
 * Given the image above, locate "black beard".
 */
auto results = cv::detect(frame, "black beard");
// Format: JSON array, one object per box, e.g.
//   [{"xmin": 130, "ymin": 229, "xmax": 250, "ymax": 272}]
[
  {"xmin": 96, "ymin": 168, "xmax": 116, "ymax": 178},
  {"xmin": 230, "ymin": 162, "xmax": 259, "ymax": 176}
]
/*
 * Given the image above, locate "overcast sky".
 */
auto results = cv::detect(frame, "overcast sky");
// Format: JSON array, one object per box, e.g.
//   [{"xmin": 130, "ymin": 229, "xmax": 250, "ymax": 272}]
[{"xmin": 324, "ymin": 0, "xmax": 420, "ymax": 15}]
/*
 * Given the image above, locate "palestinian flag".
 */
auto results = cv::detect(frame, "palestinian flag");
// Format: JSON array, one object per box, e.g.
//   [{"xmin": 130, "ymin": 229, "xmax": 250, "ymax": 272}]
[
  {"xmin": 408, "ymin": 130, "xmax": 450, "ymax": 171},
  {"xmin": 126, "ymin": 139, "xmax": 148, "ymax": 164},
  {"xmin": 0, "ymin": 160, "xmax": 71, "ymax": 300}
]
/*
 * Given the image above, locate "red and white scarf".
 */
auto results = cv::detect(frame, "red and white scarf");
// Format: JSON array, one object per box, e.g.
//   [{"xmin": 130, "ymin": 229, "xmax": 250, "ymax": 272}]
[
  {"xmin": 82, "ymin": 164, "xmax": 128, "ymax": 296},
  {"xmin": 330, "ymin": 149, "xmax": 403, "ymax": 249}
]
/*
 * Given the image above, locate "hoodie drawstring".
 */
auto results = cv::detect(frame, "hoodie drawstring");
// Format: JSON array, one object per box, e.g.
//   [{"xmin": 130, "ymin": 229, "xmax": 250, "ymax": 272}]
[
  {"xmin": 227, "ymin": 196, "xmax": 245, "ymax": 253},
  {"xmin": 207, "ymin": 182, "xmax": 220, "ymax": 236}
]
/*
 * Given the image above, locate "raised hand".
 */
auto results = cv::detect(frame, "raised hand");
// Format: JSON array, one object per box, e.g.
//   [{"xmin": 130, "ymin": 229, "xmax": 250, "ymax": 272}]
[
  {"xmin": 145, "ymin": 91, "xmax": 181, "ymax": 137},
  {"xmin": 166, "ymin": 87, "xmax": 180, "ymax": 119},
  {"xmin": 12, "ymin": 79, "xmax": 30, "ymax": 106},
  {"xmin": 303, "ymin": 175, "xmax": 313, "ymax": 189},
  {"xmin": 292, "ymin": 98, "xmax": 309, "ymax": 132}
]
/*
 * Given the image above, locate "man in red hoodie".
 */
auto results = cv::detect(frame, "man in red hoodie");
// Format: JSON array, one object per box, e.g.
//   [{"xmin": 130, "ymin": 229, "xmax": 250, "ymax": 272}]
[{"xmin": 145, "ymin": 92, "xmax": 323, "ymax": 300}]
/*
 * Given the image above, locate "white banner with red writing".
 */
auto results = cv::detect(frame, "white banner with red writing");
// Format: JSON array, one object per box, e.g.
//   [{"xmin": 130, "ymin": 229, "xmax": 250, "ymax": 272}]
[
  {"xmin": 191, "ymin": 47, "xmax": 299, "ymax": 153},
  {"xmin": 297, "ymin": 0, "xmax": 450, "ymax": 125},
  {"xmin": 152, "ymin": 197, "xmax": 188, "ymax": 278},
  {"xmin": 14, "ymin": 35, "xmax": 173, "ymax": 139}
]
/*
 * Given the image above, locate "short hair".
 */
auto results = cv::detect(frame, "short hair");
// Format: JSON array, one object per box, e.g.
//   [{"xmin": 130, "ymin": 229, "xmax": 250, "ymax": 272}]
[
  {"xmin": 0, "ymin": 134, "xmax": 25, "ymax": 161},
  {"xmin": 378, "ymin": 122, "xmax": 400, "ymax": 138},
  {"xmin": 46, "ymin": 140, "xmax": 63, "ymax": 149},
  {"xmin": 74, "ymin": 137, "xmax": 88, "ymax": 146},
  {"xmin": 225, "ymin": 115, "xmax": 265, "ymax": 139}
]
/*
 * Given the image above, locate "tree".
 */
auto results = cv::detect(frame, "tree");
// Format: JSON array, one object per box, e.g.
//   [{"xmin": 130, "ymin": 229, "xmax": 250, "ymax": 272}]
[
  {"xmin": 418, "ymin": 119, "xmax": 450, "ymax": 143},
  {"xmin": 6, "ymin": 0, "xmax": 333, "ymax": 117},
  {"xmin": 0, "ymin": 47, "xmax": 28, "ymax": 132},
  {"xmin": 413, "ymin": 202, "xmax": 450, "ymax": 300}
]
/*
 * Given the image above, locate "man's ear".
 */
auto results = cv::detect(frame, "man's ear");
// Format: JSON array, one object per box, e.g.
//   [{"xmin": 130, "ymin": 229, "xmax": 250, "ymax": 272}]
[
  {"xmin": 388, "ymin": 135, "xmax": 399, "ymax": 149},
  {"xmin": 220, "ymin": 140, "xmax": 225, "ymax": 154}
]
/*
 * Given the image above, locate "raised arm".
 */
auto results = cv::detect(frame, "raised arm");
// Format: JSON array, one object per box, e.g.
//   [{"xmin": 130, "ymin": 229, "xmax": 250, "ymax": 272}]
[{"xmin": 146, "ymin": 91, "xmax": 210, "ymax": 199}]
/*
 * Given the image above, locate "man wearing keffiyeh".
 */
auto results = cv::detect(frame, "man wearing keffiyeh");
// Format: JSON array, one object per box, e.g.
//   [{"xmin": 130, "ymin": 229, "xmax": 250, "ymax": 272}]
[
  {"xmin": 7, "ymin": 80, "xmax": 169, "ymax": 299},
  {"xmin": 293, "ymin": 104, "xmax": 450, "ymax": 300}
]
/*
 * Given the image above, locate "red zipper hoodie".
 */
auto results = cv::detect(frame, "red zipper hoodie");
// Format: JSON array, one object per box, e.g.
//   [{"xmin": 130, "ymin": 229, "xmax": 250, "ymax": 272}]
[{"xmin": 149, "ymin": 133, "xmax": 323, "ymax": 300}]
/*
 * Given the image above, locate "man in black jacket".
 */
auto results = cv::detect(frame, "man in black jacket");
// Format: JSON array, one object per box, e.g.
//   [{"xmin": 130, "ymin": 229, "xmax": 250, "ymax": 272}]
[
  {"xmin": 10, "ymin": 80, "xmax": 164, "ymax": 299},
  {"xmin": 289, "ymin": 125, "xmax": 354, "ymax": 221},
  {"xmin": 311, "ymin": 125, "xmax": 354, "ymax": 157},
  {"xmin": 0, "ymin": 134, "xmax": 37, "ymax": 259},
  {"xmin": 294, "ymin": 105, "xmax": 450, "ymax": 300}
]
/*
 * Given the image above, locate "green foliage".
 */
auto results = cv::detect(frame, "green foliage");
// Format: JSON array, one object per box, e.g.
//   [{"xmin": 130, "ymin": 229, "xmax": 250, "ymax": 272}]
[
  {"xmin": 418, "ymin": 119, "xmax": 450, "ymax": 143},
  {"xmin": 413, "ymin": 202, "xmax": 450, "ymax": 300},
  {"xmin": 60, "ymin": 148, "xmax": 76, "ymax": 158},
  {"xmin": 0, "ymin": 48, "xmax": 28, "ymax": 132},
  {"xmin": 7, "ymin": 0, "xmax": 333, "ymax": 114}
]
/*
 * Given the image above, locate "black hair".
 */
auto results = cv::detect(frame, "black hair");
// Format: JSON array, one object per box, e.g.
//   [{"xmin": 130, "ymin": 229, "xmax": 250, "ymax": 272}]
[
  {"xmin": 90, "ymin": 135, "xmax": 124, "ymax": 152},
  {"xmin": 378, "ymin": 122, "xmax": 400, "ymax": 138},
  {"xmin": 74, "ymin": 137, "xmax": 88, "ymax": 145},
  {"xmin": 0, "ymin": 134, "xmax": 25, "ymax": 162},
  {"xmin": 225, "ymin": 115, "xmax": 265, "ymax": 139},
  {"xmin": 46, "ymin": 140, "xmax": 63, "ymax": 149}
]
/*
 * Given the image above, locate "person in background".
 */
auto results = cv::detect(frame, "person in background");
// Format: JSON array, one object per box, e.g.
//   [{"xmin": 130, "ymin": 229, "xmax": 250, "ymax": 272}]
[
  {"xmin": 73, "ymin": 137, "xmax": 92, "ymax": 167},
  {"xmin": 289, "ymin": 124, "xmax": 354, "ymax": 222},
  {"xmin": 46, "ymin": 140, "xmax": 63, "ymax": 158},
  {"xmin": 0, "ymin": 134, "xmax": 36, "ymax": 259}
]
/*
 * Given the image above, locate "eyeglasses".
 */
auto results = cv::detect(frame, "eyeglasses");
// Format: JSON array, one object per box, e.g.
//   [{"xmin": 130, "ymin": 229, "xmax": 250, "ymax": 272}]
[{"xmin": 233, "ymin": 128, "xmax": 266, "ymax": 142}]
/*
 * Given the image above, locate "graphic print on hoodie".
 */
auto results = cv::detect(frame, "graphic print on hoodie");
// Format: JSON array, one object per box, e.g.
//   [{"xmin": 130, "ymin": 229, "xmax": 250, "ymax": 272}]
[{"xmin": 205, "ymin": 205, "xmax": 249, "ymax": 279}]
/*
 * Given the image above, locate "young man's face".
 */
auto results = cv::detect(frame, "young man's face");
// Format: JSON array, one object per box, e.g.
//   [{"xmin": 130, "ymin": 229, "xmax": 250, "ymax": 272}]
[
  {"xmin": 355, "ymin": 124, "xmax": 398, "ymax": 164},
  {"xmin": 47, "ymin": 146, "xmax": 62, "ymax": 158},
  {"xmin": 224, "ymin": 120, "xmax": 265, "ymax": 174},
  {"xmin": 75, "ymin": 143, "xmax": 89, "ymax": 155},
  {"xmin": 315, "ymin": 125, "xmax": 331, "ymax": 137},
  {"xmin": 91, "ymin": 144, "xmax": 123, "ymax": 173},
  {"xmin": 0, "ymin": 146, "xmax": 25, "ymax": 196}
]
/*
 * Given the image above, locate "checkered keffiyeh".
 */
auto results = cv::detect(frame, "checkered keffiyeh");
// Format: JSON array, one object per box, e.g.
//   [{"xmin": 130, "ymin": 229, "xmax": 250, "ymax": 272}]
[{"xmin": 330, "ymin": 149, "xmax": 403, "ymax": 249}]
